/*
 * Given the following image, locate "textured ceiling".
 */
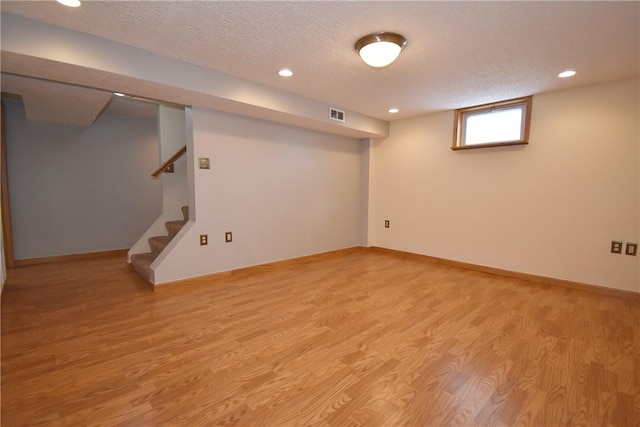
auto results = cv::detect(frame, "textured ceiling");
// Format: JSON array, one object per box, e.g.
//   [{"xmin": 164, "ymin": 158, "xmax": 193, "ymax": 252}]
[{"xmin": 1, "ymin": 1, "xmax": 639, "ymax": 121}]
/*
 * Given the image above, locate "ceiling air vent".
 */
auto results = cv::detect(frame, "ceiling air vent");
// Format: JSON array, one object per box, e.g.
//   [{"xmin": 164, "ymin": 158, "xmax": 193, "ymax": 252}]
[{"xmin": 329, "ymin": 107, "xmax": 345, "ymax": 123}]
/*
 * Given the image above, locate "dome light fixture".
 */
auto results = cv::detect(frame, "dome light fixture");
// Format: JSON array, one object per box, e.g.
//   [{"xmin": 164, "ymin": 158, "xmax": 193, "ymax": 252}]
[
  {"xmin": 278, "ymin": 69, "xmax": 293, "ymax": 77},
  {"xmin": 355, "ymin": 32, "xmax": 407, "ymax": 68}
]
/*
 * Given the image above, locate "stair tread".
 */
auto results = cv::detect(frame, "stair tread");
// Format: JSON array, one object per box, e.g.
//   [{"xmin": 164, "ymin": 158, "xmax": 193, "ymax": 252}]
[
  {"xmin": 131, "ymin": 252, "xmax": 156, "ymax": 263},
  {"xmin": 132, "ymin": 209, "xmax": 189, "ymax": 285},
  {"xmin": 131, "ymin": 252, "xmax": 156, "ymax": 284},
  {"xmin": 165, "ymin": 219, "xmax": 187, "ymax": 238},
  {"xmin": 165, "ymin": 220, "xmax": 187, "ymax": 227},
  {"xmin": 149, "ymin": 235, "xmax": 172, "ymax": 244},
  {"xmin": 149, "ymin": 235, "xmax": 172, "ymax": 256}
]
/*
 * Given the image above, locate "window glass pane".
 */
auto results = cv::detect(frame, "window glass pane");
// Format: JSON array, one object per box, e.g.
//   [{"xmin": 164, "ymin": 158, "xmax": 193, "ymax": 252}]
[{"xmin": 463, "ymin": 105, "xmax": 524, "ymax": 145}]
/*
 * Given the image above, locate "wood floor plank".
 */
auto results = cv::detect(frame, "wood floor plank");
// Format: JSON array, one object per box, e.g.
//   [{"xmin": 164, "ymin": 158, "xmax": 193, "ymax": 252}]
[{"xmin": 2, "ymin": 248, "xmax": 639, "ymax": 426}]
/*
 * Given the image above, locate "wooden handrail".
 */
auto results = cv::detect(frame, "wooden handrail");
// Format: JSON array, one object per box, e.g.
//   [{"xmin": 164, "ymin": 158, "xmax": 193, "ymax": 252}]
[{"xmin": 151, "ymin": 145, "xmax": 187, "ymax": 177}]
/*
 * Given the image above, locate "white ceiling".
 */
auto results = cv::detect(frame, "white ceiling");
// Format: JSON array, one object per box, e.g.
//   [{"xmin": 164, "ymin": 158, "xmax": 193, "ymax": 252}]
[
  {"xmin": 1, "ymin": 0, "xmax": 639, "ymax": 123},
  {"xmin": 1, "ymin": 73, "xmax": 112, "ymax": 126}
]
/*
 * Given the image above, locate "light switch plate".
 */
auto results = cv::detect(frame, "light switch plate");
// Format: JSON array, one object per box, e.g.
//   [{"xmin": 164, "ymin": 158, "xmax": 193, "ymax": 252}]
[{"xmin": 198, "ymin": 157, "xmax": 210, "ymax": 169}]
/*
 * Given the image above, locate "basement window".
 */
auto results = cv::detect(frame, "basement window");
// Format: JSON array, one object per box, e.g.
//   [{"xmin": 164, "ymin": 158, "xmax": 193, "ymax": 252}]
[{"xmin": 452, "ymin": 96, "xmax": 532, "ymax": 150}]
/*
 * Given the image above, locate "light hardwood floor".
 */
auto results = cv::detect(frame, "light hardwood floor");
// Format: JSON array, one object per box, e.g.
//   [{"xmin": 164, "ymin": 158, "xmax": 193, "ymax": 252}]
[{"xmin": 2, "ymin": 248, "xmax": 639, "ymax": 426}]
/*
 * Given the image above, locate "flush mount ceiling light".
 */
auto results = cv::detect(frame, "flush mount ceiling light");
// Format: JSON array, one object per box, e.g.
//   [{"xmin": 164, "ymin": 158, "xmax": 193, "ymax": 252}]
[
  {"xmin": 56, "ymin": 0, "xmax": 81, "ymax": 7},
  {"xmin": 355, "ymin": 32, "xmax": 407, "ymax": 68},
  {"xmin": 278, "ymin": 69, "xmax": 293, "ymax": 77}
]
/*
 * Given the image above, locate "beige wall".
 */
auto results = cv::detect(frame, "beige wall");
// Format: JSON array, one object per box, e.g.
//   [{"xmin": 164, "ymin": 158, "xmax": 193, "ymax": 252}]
[
  {"xmin": 369, "ymin": 79, "xmax": 639, "ymax": 292},
  {"xmin": 0, "ymin": 102, "xmax": 5, "ymax": 290}
]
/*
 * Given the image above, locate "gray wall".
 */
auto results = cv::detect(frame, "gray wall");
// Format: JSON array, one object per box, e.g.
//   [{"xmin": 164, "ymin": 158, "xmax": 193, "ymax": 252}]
[{"xmin": 3, "ymin": 98, "xmax": 162, "ymax": 259}]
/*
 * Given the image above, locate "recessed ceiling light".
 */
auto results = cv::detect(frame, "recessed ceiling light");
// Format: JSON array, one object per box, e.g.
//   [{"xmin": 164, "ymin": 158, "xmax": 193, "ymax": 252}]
[
  {"xmin": 113, "ymin": 92, "xmax": 125, "ymax": 97},
  {"xmin": 388, "ymin": 108, "xmax": 399, "ymax": 113},
  {"xmin": 278, "ymin": 69, "xmax": 293, "ymax": 77},
  {"xmin": 558, "ymin": 70, "xmax": 576, "ymax": 78},
  {"xmin": 56, "ymin": 0, "xmax": 81, "ymax": 7}
]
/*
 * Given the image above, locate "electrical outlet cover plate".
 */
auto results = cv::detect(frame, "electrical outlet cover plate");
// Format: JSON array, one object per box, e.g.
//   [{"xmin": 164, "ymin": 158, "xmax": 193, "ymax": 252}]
[
  {"xmin": 611, "ymin": 241, "xmax": 623, "ymax": 254},
  {"xmin": 200, "ymin": 234, "xmax": 208, "ymax": 245},
  {"xmin": 626, "ymin": 242, "xmax": 637, "ymax": 256},
  {"xmin": 384, "ymin": 220, "xmax": 390, "ymax": 228},
  {"xmin": 225, "ymin": 232, "xmax": 232, "ymax": 243}
]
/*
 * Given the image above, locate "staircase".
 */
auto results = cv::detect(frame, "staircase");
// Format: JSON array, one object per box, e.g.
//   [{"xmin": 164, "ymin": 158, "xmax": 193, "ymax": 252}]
[{"xmin": 131, "ymin": 206, "xmax": 189, "ymax": 284}]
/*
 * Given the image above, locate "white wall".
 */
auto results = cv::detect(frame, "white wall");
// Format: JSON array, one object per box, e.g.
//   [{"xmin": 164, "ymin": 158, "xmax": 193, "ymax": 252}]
[
  {"xmin": 370, "ymin": 79, "xmax": 639, "ymax": 292},
  {"xmin": 158, "ymin": 105, "xmax": 188, "ymax": 219},
  {"xmin": 153, "ymin": 107, "xmax": 367, "ymax": 283},
  {"xmin": 127, "ymin": 105, "xmax": 188, "ymax": 260},
  {"xmin": 4, "ymin": 98, "xmax": 162, "ymax": 259}
]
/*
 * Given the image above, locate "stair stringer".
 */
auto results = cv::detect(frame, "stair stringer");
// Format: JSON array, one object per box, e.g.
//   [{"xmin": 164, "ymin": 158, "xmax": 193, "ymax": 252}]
[
  {"xmin": 148, "ymin": 220, "xmax": 195, "ymax": 284},
  {"xmin": 127, "ymin": 214, "xmax": 171, "ymax": 263}
]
